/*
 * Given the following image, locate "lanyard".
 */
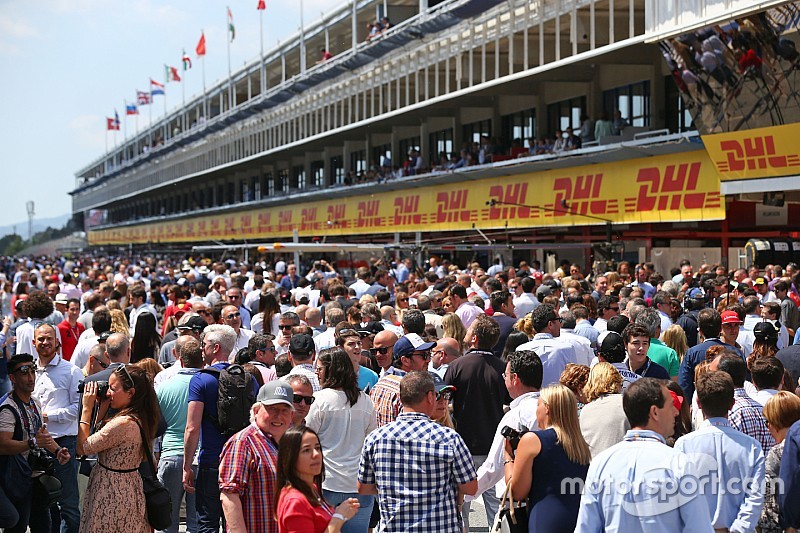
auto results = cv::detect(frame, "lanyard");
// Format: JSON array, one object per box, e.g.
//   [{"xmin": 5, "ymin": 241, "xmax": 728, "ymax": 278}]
[{"xmin": 12, "ymin": 392, "xmax": 42, "ymax": 438}]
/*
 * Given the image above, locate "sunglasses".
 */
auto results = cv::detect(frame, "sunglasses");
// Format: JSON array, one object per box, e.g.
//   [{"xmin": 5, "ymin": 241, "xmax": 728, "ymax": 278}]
[
  {"xmin": 369, "ymin": 347, "xmax": 391, "ymax": 356},
  {"xmin": 338, "ymin": 328, "xmax": 359, "ymax": 337},
  {"xmin": 397, "ymin": 298, "xmax": 409, "ymax": 303},
  {"xmin": 115, "ymin": 364, "xmax": 135, "ymax": 388},
  {"xmin": 293, "ymin": 395, "xmax": 315, "ymax": 406},
  {"xmin": 412, "ymin": 351, "xmax": 431, "ymax": 361},
  {"xmin": 227, "ymin": 294, "xmax": 242, "ymax": 300},
  {"xmin": 13, "ymin": 364, "xmax": 37, "ymax": 376},
  {"xmin": 279, "ymin": 324, "xmax": 294, "ymax": 330},
  {"xmin": 91, "ymin": 356, "xmax": 109, "ymax": 369},
  {"xmin": 436, "ymin": 390, "xmax": 453, "ymax": 401},
  {"xmin": 225, "ymin": 312, "xmax": 241, "ymax": 320},
  {"xmin": 197, "ymin": 310, "xmax": 211, "ymax": 316}
]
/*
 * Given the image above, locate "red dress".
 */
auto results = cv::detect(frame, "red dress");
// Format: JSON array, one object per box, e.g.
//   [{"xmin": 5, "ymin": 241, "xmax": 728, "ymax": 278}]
[{"xmin": 277, "ymin": 486, "xmax": 334, "ymax": 533}]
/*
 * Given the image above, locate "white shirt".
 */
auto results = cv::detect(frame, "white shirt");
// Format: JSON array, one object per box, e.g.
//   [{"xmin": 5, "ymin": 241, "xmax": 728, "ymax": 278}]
[
  {"xmin": 559, "ymin": 329, "xmax": 594, "ymax": 366},
  {"xmin": 594, "ymin": 317, "xmax": 608, "ymax": 332},
  {"xmin": 657, "ymin": 310, "xmax": 673, "ymax": 337},
  {"xmin": 517, "ymin": 333, "xmax": 578, "ymax": 387},
  {"xmin": 314, "ymin": 328, "xmax": 337, "ymax": 352},
  {"xmin": 349, "ymin": 279, "xmax": 371, "ymax": 299},
  {"xmin": 154, "ymin": 360, "xmax": 184, "ymax": 390},
  {"xmin": 512, "ymin": 293, "xmax": 539, "ymax": 318},
  {"xmin": 33, "ymin": 355, "xmax": 83, "ymax": 438},
  {"xmin": 286, "ymin": 363, "xmax": 321, "ymax": 392},
  {"xmin": 129, "ymin": 303, "xmax": 158, "ymax": 336},
  {"xmin": 230, "ymin": 328, "xmax": 255, "ymax": 359},
  {"xmin": 752, "ymin": 388, "xmax": 779, "ymax": 407}
]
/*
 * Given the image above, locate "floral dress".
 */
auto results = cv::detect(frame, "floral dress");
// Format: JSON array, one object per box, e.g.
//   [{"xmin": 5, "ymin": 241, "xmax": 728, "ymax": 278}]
[
  {"xmin": 79, "ymin": 415, "xmax": 149, "ymax": 533},
  {"xmin": 758, "ymin": 440, "xmax": 784, "ymax": 533}
]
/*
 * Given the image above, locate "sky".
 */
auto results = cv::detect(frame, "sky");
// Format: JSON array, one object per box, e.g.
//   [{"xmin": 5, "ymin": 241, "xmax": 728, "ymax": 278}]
[{"xmin": 0, "ymin": 0, "xmax": 343, "ymax": 229}]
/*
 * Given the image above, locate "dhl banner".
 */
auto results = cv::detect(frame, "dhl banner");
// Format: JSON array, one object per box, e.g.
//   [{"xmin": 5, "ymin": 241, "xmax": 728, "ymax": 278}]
[
  {"xmin": 703, "ymin": 122, "xmax": 800, "ymax": 181},
  {"xmin": 88, "ymin": 150, "xmax": 724, "ymax": 245}
]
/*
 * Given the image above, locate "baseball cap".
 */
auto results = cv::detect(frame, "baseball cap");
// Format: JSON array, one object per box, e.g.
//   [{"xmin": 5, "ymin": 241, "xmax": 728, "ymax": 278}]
[
  {"xmin": 358, "ymin": 321, "xmax": 384, "ymax": 336},
  {"xmin": 289, "ymin": 334, "xmax": 315, "ymax": 356},
  {"xmin": 754, "ymin": 277, "xmax": 767, "ymax": 286},
  {"xmin": 536, "ymin": 285, "xmax": 552, "ymax": 298},
  {"xmin": 431, "ymin": 372, "xmax": 456, "ymax": 394},
  {"xmin": 686, "ymin": 288, "xmax": 705, "ymax": 300},
  {"xmin": 598, "ymin": 331, "xmax": 625, "ymax": 359},
  {"xmin": 177, "ymin": 315, "xmax": 208, "ymax": 333},
  {"xmin": 256, "ymin": 381, "xmax": 294, "ymax": 407},
  {"xmin": 393, "ymin": 333, "xmax": 436, "ymax": 359},
  {"xmin": 753, "ymin": 321, "xmax": 778, "ymax": 341},
  {"xmin": 720, "ymin": 311, "xmax": 743, "ymax": 325},
  {"xmin": 54, "ymin": 294, "xmax": 69, "ymax": 305}
]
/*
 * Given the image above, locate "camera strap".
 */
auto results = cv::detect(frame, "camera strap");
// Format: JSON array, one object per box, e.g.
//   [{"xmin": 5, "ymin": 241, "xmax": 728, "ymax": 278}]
[{"xmin": 11, "ymin": 392, "xmax": 41, "ymax": 439}]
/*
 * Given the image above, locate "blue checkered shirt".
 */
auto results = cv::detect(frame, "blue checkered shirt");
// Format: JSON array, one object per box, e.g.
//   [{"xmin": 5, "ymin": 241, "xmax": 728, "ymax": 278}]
[
  {"xmin": 358, "ymin": 412, "xmax": 476, "ymax": 532},
  {"xmin": 730, "ymin": 388, "xmax": 776, "ymax": 453}
]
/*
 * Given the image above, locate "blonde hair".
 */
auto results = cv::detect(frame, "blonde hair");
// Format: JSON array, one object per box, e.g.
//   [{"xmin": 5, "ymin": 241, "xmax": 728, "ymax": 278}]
[
  {"xmin": 516, "ymin": 313, "xmax": 536, "ymax": 337},
  {"xmin": 583, "ymin": 362, "xmax": 623, "ymax": 402},
  {"xmin": 442, "ymin": 312, "xmax": 467, "ymax": 353},
  {"xmin": 540, "ymin": 384, "xmax": 592, "ymax": 465},
  {"xmin": 109, "ymin": 309, "xmax": 129, "ymax": 334},
  {"xmin": 763, "ymin": 391, "xmax": 800, "ymax": 430},
  {"xmin": 694, "ymin": 360, "xmax": 711, "ymax": 384},
  {"xmin": 134, "ymin": 358, "xmax": 163, "ymax": 384},
  {"xmin": 662, "ymin": 325, "xmax": 688, "ymax": 361},
  {"xmin": 434, "ymin": 409, "xmax": 455, "ymax": 429}
]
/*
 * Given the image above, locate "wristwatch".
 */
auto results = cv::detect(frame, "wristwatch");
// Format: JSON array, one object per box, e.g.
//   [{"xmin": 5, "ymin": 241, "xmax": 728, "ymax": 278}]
[
  {"xmin": 332, "ymin": 513, "xmax": 347, "ymax": 522},
  {"xmin": 28, "ymin": 438, "xmax": 35, "ymax": 450}
]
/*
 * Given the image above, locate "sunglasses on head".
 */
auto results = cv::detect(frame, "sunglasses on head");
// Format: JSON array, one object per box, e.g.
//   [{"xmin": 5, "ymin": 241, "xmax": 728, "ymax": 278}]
[
  {"xmin": 293, "ymin": 395, "xmax": 315, "ymax": 406},
  {"xmin": 13, "ymin": 364, "xmax": 37, "ymax": 376},
  {"xmin": 338, "ymin": 328, "xmax": 359, "ymax": 337},
  {"xmin": 115, "ymin": 364, "xmax": 135, "ymax": 388},
  {"xmin": 369, "ymin": 347, "xmax": 391, "ymax": 356}
]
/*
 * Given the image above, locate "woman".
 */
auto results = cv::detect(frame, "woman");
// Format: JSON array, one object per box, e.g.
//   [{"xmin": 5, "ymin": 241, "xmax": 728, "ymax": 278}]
[
  {"xmin": 432, "ymin": 376, "xmax": 456, "ymax": 429},
  {"xmin": 691, "ymin": 360, "xmax": 712, "ymax": 430},
  {"xmin": 442, "ymin": 297, "xmax": 456, "ymax": 315},
  {"xmin": 662, "ymin": 324, "xmax": 688, "ymax": 361},
  {"xmin": 748, "ymin": 322, "xmax": 779, "ymax": 367},
  {"xmin": 501, "ymin": 331, "xmax": 530, "ymax": 362},
  {"xmin": 442, "ymin": 312, "xmax": 467, "ymax": 354},
  {"xmin": 77, "ymin": 364, "xmax": 160, "ymax": 533},
  {"xmin": 579, "ymin": 363, "xmax": 628, "ymax": 458},
  {"xmin": 504, "ymin": 384, "xmax": 591, "ymax": 533},
  {"xmin": 160, "ymin": 285, "xmax": 190, "ymax": 336},
  {"xmin": 251, "ymin": 290, "xmax": 281, "ymax": 335},
  {"xmin": 759, "ymin": 391, "xmax": 800, "ymax": 532},
  {"xmin": 666, "ymin": 381, "xmax": 691, "ymax": 447},
  {"xmin": 305, "ymin": 348, "xmax": 377, "ymax": 533},
  {"xmin": 135, "ymin": 357, "xmax": 163, "ymax": 383},
  {"xmin": 0, "ymin": 280, "xmax": 12, "ymax": 320},
  {"xmin": 109, "ymin": 308, "xmax": 129, "ymax": 335},
  {"xmin": 276, "ymin": 426, "xmax": 360, "ymax": 533},
  {"xmin": 130, "ymin": 312, "xmax": 161, "ymax": 363},
  {"xmin": 559, "ymin": 364, "xmax": 589, "ymax": 411}
]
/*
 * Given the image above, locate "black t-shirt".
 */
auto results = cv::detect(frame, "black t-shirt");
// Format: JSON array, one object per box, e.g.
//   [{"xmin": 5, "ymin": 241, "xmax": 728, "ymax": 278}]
[
  {"xmin": 444, "ymin": 349, "xmax": 508, "ymax": 455},
  {"xmin": 777, "ymin": 345, "xmax": 800, "ymax": 388},
  {"xmin": 491, "ymin": 314, "xmax": 518, "ymax": 358}
]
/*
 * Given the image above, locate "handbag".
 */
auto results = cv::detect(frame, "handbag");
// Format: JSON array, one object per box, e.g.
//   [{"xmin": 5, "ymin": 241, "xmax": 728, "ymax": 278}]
[
  {"xmin": 0, "ymin": 404, "xmax": 32, "ymax": 501},
  {"xmin": 492, "ymin": 480, "xmax": 529, "ymax": 533},
  {"xmin": 133, "ymin": 418, "xmax": 173, "ymax": 531},
  {"xmin": 32, "ymin": 473, "xmax": 62, "ymax": 507}
]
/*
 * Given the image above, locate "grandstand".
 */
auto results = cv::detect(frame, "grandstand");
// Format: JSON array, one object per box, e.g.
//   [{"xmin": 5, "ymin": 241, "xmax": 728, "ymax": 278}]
[{"xmin": 71, "ymin": 0, "xmax": 800, "ymax": 269}]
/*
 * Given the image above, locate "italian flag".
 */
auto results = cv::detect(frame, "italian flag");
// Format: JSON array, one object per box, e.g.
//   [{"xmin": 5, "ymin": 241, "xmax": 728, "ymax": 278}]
[{"xmin": 227, "ymin": 7, "xmax": 235, "ymax": 42}]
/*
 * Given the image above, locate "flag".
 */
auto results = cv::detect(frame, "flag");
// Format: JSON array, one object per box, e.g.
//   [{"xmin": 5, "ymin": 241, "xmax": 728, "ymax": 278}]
[
  {"xmin": 257, "ymin": 0, "xmax": 265, "ymax": 10},
  {"xmin": 196, "ymin": 32, "xmax": 206, "ymax": 57},
  {"xmin": 150, "ymin": 79, "xmax": 165, "ymax": 95},
  {"xmin": 114, "ymin": 110, "xmax": 120, "ymax": 128},
  {"xmin": 126, "ymin": 104, "xmax": 138, "ymax": 115},
  {"xmin": 137, "ymin": 90, "xmax": 151, "ymax": 105},
  {"xmin": 182, "ymin": 49, "xmax": 192, "ymax": 70},
  {"xmin": 166, "ymin": 65, "xmax": 181, "ymax": 82},
  {"xmin": 227, "ymin": 7, "xmax": 235, "ymax": 42},
  {"xmin": 106, "ymin": 117, "xmax": 120, "ymax": 130}
]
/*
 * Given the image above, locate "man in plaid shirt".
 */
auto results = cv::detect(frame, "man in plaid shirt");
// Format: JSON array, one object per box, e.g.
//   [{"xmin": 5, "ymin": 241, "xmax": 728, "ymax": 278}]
[
  {"xmin": 711, "ymin": 352, "xmax": 776, "ymax": 452},
  {"xmin": 357, "ymin": 371, "xmax": 477, "ymax": 532}
]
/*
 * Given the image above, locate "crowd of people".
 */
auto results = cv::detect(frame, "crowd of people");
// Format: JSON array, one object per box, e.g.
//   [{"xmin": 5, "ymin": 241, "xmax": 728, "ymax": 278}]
[{"xmin": 0, "ymin": 252, "xmax": 799, "ymax": 532}]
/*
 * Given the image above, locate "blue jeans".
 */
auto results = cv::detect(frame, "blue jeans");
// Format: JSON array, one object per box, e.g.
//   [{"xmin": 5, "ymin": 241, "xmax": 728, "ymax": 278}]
[
  {"xmin": 157, "ymin": 455, "xmax": 197, "ymax": 533},
  {"xmin": 0, "ymin": 485, "xmax": 21, "ymax": 530},
  {"xmin": 322, "ymin": 490, "xmax": 374, "ymax": 533},
  {"xmin": 30, "ymin": 436, "xmax": 79, "ymax": 533},
  {"xmin": 196, "ymin": 465, "xmax": 222, "ymax": 533},
  {"xmin": 462, "ymin": 454, "xmax": 501, "ymax": 531},
  {"xmin": 9, "ymin": 479, "xmax": 51, "ymax": 533}
]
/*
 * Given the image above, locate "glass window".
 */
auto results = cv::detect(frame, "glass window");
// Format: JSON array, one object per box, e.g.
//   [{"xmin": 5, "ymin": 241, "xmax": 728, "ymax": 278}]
[
  {"xmin": 546, "ymin": 97, "xmax": 586, "ymax": 135},
  {"xmin": 330, "ymin": 156, "xmax": 344, "ymax": 185},
  {"xmin": 350, "ymin": 150, "xmax": 366, "ymax": 174},
  {"xmin": 502, "ymin": 109, "xmax": 536, "ymax": 144},
  {"xmin": 463, "ymin": 119, "xmax": 492, "ymax": 145},
  {"xmin": 429, "ymin": 128, "xmax": 454, "ymax": 160},
  {"xmin": 311, "ymin": 161, "xmax": 325, "ymax": 188},
  {"xmin": 603, "ymin": 81, "xmax": 651, "ymax": 128}
]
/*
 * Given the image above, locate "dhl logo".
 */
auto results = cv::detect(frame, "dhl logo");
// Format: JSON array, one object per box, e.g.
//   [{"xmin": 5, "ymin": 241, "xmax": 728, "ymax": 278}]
[
  {"xmin": 394, "ymin": 195, "xmax": 424, "ymax": 226},
  {"xmin": 356, "ymin": 200, "xmax": 383, "ymax": 227},
  {"xmin": 436, "ymin": 190, "xmax": 475, "ymax": 223},
  {"xmin": 714, "ymin": 135, "xmax": 800, "ymax": 173},
  {"xmin": 625, "ymin": 162, "xmax": 720, "ymax": 213}
]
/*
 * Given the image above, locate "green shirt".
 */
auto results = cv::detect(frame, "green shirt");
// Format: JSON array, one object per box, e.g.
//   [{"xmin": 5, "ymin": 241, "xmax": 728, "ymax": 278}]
[
  {"xmin": 156, "ymin": 369, "xmax": 199, "ymax": 458},
  {"xmin": 648, "ymin": 338, "xmax": 680, "ymax": 378}
]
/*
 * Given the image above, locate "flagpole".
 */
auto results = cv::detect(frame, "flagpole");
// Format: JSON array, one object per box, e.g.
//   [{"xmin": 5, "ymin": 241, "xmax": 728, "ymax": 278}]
[
  {"xmin": 259, "ymin": 8, "xmax": 264, "ymax": 93},
  {"xmin": 227, "ymin": 8, "xmax": 232, "ymax": 111},
  {"xmin": 148, "ymin": 90, "xmax": 153, "ymax": 147},
  {"xmin": 164, "ymin": 71, "xmax": 168, "ymax": 119},
  {"xmin": 124, "ymin": 99, "xmax": 128, "ymax": 142},
  {"xmin": 201, "ymin": 29, "xmax": 207, "ymax": 120}
]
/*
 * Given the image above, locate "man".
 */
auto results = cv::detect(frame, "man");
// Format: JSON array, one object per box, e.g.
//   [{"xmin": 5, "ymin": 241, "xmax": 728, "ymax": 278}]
[
  {"xmin": 219, "ymin": 381, "xmax": 293, "ymax": 533},
  {"xmin": 679, "ymin": 308, "xmax": 743, "ymax": 400},
  {"xmin": 366, "ymin": 269, "xmax": 391, "ymax": 297},
  {"xmin": 184, "ymin": 324, "xmax": 257, "ymax": 532},
  {"xmin": 572, "ymin": 304, "xmax": 600, "ymax": 348},
  {"xmin": 275, "ymin": 311, "xmax": 300, "ymax": 354},
  {"xmin": 370, "ymin": 330, "xmax": 399, "ymax": 377},
  {"xmin": 754, "ymin": 277, "xmax": 777, "ymax": 305},
  {"xmin": 157, "ymin": 338, "xmax": 204, "ymax": 533},
  {"xmin": 558, "ymin": 310, "xmax": 594, "ymax": 366},
  {"xmin": 283, "ymin": 374, "xmax": 314, "ymax": 426},
  {"xmin": 717, "ymin": 309, "xmax": 747, "ymax": 358},
  {"xmin": 741, "ymin": 295, "xmax": 763, "ymax": 333},
  {"xmin": 652, "ymin": 291, "xmax": 674, "ymax": 335},
  {"xmin": 635, "ymin": 307, "xmax": 680, "ymax": 380},
  {"xmin": 370, "ymin": 333, "xmax": 435, "ymax": 427},
  {"xmin": 489, "ymin": 290, "xmax": 517, "ymax": 358},
  {"xmin": 574, "ymin": 378, "xmax": 713, "ymax": 532},
  {"xmin": 674, "ymin": 372, "xmax": 765, "ymax": 531},
  {"xmin": 159, "ymin": 314, "xmax": 208, "ymax": 367},
  {"xmin": 762, "ymin": 302, "xmax": 790, "ymax": 349},
  {"xmin": 630, "ymin": 264, "xmax": 656, "ymax": 299},
  {"xmin": 775, "ymin": 280, "xmax": 799, "ymax": 332},
  {"xmin": 279, "ymin": 263, "xmax": 301, "ymax": 291},
  {"xmin": 127, "ymin": 285, "xmax": 158, "ymax": 336},
  {"xmin": 304, "ymin": 307, "xmax": 325, "ymax": 337},
  {"xmin": 594, "ymin": 295, "xmax": 620, "ymax": 333},
  {"xmin": 285, "ymin": 333, "xmax": 320, "ymax": 391},
  {"xmin": 16, "ymin": 290, "xmax": 63, "ymax": 356},
  {"xmin": 450, "ymin": 284, "xmax": 483, "ymax": 329},
  {"xmin": 358, "ymin": 371, "xmax": 477, "ymax": 532},
  {"xmin": 379, "ymin": 305, "xmax": 404, "ymax": 336},
  {"xmin": 512, "ymin": 276, "xmax": 539, "ymax": 318},
  {"xmin": 70, "ymin": 307, "xmax": 112, "ymax": 371},
  {"xmin": 430, "ymin": 337, "xmax": 460, "ymax": 378},
  {"xmin": 776, "ymin": 340, "xmax": 800, "ymax": 388},
  {"xmin": 417, "ymin": 294, "xmax": 443, "ymax": 338},
  {"xmin": 470, "ymin": 350, "xmax": 542, "ymax": 506},
  {"xmin": 0, "ymin": 354, "xmax": 70, "ymax": 533},
  {"xmin": 336, "ymin": 325, "xmax": 379, "ymax": 391},
  {"xmin": 225, "ymin": 287, "xmax": 251, "ymax": 330},
  {"xmin": 155, "ymin": 334, "xmax": 202, "ymax": 389},
  {"xmin": 223, "ymin": 304, "xmax": 255, "ymax": 357},
  {"xmin": 676, "ymin": 288, "xmax": 706, "ymax": 348},
  {"xmin": 314, "ymin": 306, "xmax": 345, "ymax": 352},
  {"xmin": 31, "ymin": 323, "xmax": 83, "ymax": 533},
  {"xmin": 749, "ymin": 356, "xmax": 784, "ymax": 406},
  {"xmin": 595, "ymin": 331, "xmax": 640, "ymax": 391},
  {"xmin": 77, "ymin": 292, "xmax": 101, "ymax": 330},
  {"xmin": 622, "ymin": 323, "xmax": 670, "ymax": 380},
  {"xmin": 444, "ymin": 314, "xmax": 505, "ymax": 529},
  {"xmin": 243, "ymin": 334, "xmax": 279, "ymax": 384},
  {"xmin": 82, "ymin": 332, "xmax": 131, "ymax": 386},
  {"xmin": 711, "ymin": 353, "xmax": 776, "ymax": 452},
  {"xmin": 517, "ymin": 304, "xmax": 578, "ymax": 387},
  {"xmin": 592, "ymin": 275, "xmax": 608, "ymax": 302},
  {"xmin": 349, "ymin": 268, "xmax": 372, "ymax": 299},
  {"xmin": 57, "ymin": 298, "xmax": 84, "ymax": 361}
]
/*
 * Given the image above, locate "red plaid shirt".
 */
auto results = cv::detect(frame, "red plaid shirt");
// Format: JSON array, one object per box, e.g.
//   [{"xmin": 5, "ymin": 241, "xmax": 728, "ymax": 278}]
[
  {"xmin": 219, "ymin": 424, "xmax": 279, "ymax": 533},
  {"xmin": 370, "ymin": 374, "xmax": 403, "ymax": 427}
]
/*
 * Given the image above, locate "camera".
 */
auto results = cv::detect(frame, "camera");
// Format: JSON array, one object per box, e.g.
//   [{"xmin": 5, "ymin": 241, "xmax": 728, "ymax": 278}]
[
  {"xmin": 77, "ymin": 380, "xmax": 109, "ymax": 398},
  {"xmin": 501, "ymin": 424, "xmax": 530, "ymax": 451}
]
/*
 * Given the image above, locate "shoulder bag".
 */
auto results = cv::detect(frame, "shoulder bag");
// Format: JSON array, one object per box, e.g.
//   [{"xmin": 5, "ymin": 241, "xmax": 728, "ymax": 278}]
[
  {"xmin": 133, "ymin": 418, "xmax": 173, "ymax": 530},
  {"xmin": 492, "ymin": 479, "xmax": 529, "ymax": 533}
]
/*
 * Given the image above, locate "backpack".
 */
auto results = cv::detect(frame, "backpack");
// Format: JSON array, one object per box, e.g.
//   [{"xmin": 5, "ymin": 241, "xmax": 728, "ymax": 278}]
[{"xmin": 200, "ymin": 364, "xmax": 256, "ymax": 437}]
